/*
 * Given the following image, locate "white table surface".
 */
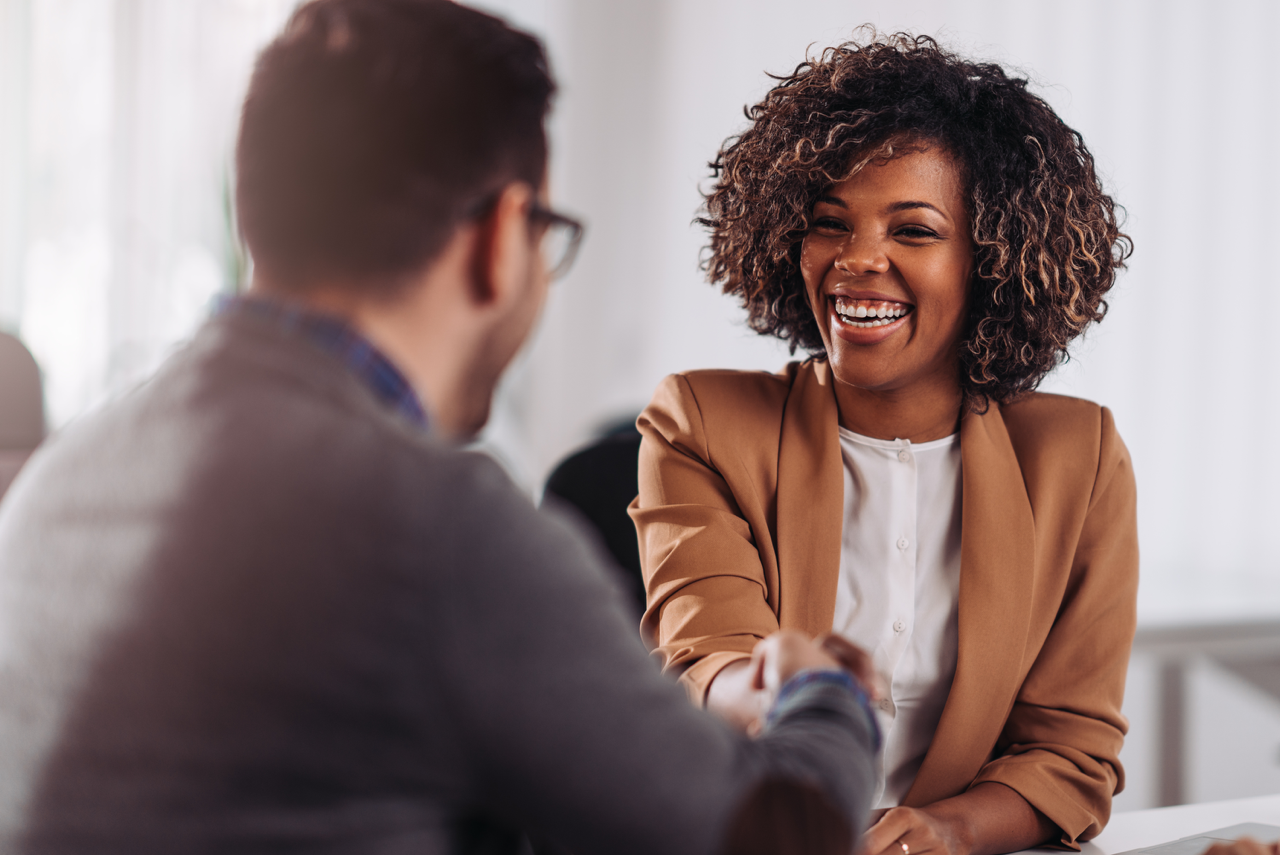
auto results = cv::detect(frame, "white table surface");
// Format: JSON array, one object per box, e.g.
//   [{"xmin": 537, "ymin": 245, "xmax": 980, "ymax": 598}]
[{"xmin": 1017, "ymin": 794, "xmax": 1280, "ymax": 855}]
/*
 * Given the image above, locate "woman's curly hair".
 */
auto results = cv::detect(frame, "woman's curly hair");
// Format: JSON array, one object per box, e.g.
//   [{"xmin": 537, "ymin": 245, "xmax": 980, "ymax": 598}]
[{"xmin": 701, "ymin": 31, "xmax": 1132, "ymax": 406}]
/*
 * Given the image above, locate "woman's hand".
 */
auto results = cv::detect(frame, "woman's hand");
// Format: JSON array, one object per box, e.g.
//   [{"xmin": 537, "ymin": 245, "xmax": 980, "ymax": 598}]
[
  {"xmin": 860, "ymin": 783, "xmax": 1056, "ymax": 855},
  {"xmin": 818, "ymin": 632, "xmax": 882, "ymax": 699},
  {"xmin": 705, "ymin": 659, "xmax": 769, "ymax": 733},
  {"xmin": 862, "ymin": 806, "xmax": 970, "ymax": 855}
]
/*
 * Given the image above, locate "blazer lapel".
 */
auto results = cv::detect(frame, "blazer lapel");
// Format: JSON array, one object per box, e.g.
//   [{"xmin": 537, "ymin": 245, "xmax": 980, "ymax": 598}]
[
  {"xmin": 903, "ymin": 401, "xmax": 1037, "ymax": 807},
  {"xmin": 774, "ymin": 360, "xmax": 845, "ymax": 636}
]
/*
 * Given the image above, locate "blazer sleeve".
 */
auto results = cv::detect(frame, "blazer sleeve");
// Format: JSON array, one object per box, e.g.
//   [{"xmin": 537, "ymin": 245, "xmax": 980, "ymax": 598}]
[
  {"xmin": 969, "ymin": 406, "xmax": 1138, "ymax": 847},
  {"xmin": 630, "ymin": 373, "xmax": 781, "ymax": 703}
]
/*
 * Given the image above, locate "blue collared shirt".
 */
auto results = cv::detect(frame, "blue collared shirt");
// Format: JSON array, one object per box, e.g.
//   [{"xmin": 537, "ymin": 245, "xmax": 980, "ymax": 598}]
[{"xmin": 217, "ymin": 294, "xmax": 429, "ymax": 430}]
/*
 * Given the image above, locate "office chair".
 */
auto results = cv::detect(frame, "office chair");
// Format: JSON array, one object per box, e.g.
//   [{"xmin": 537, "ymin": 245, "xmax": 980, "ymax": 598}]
[{"xmin": 541, "ymin": 419, "xmax": 646, "ymax": 617}]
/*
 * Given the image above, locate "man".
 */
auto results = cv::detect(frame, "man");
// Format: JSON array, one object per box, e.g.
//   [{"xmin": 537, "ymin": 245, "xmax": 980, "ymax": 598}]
[{"xmin": 0, "ymin": 1, "xmax": 879, "ymax": 852}]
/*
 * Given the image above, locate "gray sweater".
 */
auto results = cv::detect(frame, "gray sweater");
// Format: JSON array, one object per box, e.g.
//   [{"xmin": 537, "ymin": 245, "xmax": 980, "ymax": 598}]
[{"xmin": 0, "ymin": 311, "xmax": 877, "ymax": 854}]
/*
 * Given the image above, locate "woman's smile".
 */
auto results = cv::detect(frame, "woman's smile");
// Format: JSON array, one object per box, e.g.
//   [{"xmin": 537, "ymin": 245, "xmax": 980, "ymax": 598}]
[{"xmin": 831, "ymin": 295, "xmax": 915, "ymax": 338}]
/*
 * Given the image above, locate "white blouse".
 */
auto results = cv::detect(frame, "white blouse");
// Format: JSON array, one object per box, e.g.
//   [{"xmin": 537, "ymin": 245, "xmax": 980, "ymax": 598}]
[{"xmin": 833, "ymin": 427, "xmax": 963, "ymax": 809}]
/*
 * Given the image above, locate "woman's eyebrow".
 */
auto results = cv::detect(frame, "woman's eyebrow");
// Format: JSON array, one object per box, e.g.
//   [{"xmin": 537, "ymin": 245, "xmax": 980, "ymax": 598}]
[
  {"xmin": 887, "ymin": 200, "xmax": 945, "ymax": 216},
  {"xmin": 815, "ymin": 196, "xmax": 948, "ymax": 218}
]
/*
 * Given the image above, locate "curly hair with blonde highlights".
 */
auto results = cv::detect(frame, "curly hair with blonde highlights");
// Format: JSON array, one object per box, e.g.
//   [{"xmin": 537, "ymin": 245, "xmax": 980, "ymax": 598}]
[{"xmin": 701, "ymin": 32, "xmax": 1132, "ymax": 405}]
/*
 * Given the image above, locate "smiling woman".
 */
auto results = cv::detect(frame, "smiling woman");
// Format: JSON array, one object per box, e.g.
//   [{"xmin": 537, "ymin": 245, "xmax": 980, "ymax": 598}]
[{"xmin": 631, "ymin": 32, "xmax": 1137, "ymax": 855}]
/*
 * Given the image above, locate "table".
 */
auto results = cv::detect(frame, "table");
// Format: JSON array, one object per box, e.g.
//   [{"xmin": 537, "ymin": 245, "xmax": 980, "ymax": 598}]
[{"xmin": 1017, "ymin": 794, "xmax": 1280, "ymax": 855}]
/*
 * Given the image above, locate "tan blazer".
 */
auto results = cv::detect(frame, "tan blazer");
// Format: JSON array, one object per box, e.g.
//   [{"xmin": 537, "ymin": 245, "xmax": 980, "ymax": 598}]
[{"xmin": 630, "ymin": 359, "xmax": 1138, "ymax": 847}]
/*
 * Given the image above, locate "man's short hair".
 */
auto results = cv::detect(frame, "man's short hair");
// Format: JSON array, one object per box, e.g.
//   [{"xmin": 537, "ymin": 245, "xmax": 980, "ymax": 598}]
[{"xmin": 235, "ymin": 0, "xmax": 555, "ymax": 289}]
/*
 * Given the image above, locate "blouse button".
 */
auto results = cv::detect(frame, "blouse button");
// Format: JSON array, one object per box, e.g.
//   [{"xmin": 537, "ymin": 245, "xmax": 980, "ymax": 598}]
[
  {"xmin": 893, "ymin": 619, "xmax": 906, "ymax": 633},
  {"xmin": 879, "ymin": 698, "xmax": 894, "ymax": 712},
  {"xmin": 897, "ymin": 449, "xmax": 911, "ymax": 462},
  {"xmin": 896, "ymin": 536, "xmax": 909, "ymax": 550}
]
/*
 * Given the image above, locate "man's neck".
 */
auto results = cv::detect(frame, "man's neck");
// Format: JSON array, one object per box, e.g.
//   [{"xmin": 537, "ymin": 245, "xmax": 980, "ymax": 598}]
[{"xmin": 248, "ymin": 255, "xmax": 483, "ymax": 440}]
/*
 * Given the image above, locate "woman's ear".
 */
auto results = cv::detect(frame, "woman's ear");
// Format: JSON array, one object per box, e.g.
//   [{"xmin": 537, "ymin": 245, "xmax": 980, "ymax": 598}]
[{"xmin": 469, "ymin": 181, "xmax": 537, "ymax": 309}]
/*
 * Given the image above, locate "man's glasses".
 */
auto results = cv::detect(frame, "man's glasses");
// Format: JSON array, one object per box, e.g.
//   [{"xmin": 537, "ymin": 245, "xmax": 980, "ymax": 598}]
[
  {"xmin": 529, "ymin": 202, "xmax": 584, "ymax": 281},
  {"xmin": 465, "ymin": 193, "xmax": 585, "ymax": 281}
]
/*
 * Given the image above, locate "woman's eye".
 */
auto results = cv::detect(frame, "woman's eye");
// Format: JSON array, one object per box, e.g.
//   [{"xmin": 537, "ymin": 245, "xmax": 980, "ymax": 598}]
[
  {"xmin": 811, "ymin": 216, "xmax": 848, "ymax": 233},
  {"xmin": 896, "ymin": 225, "xmax": 939, "ymax": 239}
]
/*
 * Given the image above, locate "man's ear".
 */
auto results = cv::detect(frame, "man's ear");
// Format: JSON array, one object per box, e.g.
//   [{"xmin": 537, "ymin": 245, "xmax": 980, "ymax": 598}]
[{"xmin": 469, "ymin": 181, "xmax": 536, "ymax": 308}]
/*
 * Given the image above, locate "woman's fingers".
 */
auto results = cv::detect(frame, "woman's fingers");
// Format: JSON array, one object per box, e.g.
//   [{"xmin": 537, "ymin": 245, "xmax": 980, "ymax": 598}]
[
  {"xmin": 861, "ymin": 807, "xmax": 952, "ymax": 855},
  {"xmin": 748, "ymin": 637, "xmax": 770, "ymax": 692},
  {"xmin": 862, "ymin": 808, "xmax": 914, "ymax": 855},
  {"xmin": 818, "ymin": 632, "xmax": 881, "ymax": 700}
]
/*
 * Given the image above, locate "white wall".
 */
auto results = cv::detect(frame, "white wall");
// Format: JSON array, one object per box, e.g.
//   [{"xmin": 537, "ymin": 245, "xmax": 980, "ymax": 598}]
[{"xmin": 0, "ymin": 0, "xmax": 297, "ymax": 424}]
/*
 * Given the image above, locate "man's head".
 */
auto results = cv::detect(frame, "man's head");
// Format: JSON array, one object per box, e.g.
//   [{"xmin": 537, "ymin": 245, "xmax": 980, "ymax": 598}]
[
  {"xmin": 237, "ymin": 0, "xmax": 555, "ymax": 291},
  {"xmin": 235, "ymin": 0, "xmax": 568, "ymax": 439}
]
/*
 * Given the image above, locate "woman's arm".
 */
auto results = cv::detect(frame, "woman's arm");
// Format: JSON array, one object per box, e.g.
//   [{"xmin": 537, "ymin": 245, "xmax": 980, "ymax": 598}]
[
  {"xmin": 631, "ymin": 373, "xmax": 787, "ymax": 701},
  {"xmin": 961, "ymin": 407, "xmax": 1138, "ymax": 847}
]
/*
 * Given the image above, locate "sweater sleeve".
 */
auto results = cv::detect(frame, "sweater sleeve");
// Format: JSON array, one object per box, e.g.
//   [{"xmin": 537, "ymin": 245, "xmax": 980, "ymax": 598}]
[
  {"xmin": 421, "ymin": 451, "xmax": 878, "ymax": 855},
  {"xmin": 968, "ymin": 407, "xmax": 1138, "ymax": 847}
]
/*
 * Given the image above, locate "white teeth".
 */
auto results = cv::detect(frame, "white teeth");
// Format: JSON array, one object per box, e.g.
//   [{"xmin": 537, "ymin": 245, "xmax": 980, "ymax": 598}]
[{"xmin": 833, "ymin": 299, "xmax": 911, "ymax": 328}]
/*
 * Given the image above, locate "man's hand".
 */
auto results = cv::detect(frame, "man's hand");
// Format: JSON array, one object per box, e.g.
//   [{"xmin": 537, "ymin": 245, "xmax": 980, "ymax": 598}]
[
  {"xmin": 742, "ymin": 630, "xmax": 841, "ymax": 735},
  {"xmin": 750, "ymin": 630, "xmax": 842, "ymax": 694},
  {"xmin": 1204, "ymin": 840, "xmax": 1280, "ymax": 855},
  {"xmin": 708, "ymin": 631, "xmax": 877, "ymax": 735}
]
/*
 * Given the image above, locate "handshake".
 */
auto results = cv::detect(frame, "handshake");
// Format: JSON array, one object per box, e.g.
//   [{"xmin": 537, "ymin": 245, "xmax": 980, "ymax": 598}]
[{"xmin": 738, "ymin": 630, "xmax": 880, "ymax": 736}]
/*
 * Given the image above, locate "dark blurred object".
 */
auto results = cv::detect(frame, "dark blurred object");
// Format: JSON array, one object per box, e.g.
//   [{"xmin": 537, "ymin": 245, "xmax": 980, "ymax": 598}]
[
  {"xmin": 717, "ymin": 779, "xmax": 852, "ymax": 855},
  {"xmin": 0, "ymin": 331, "xmax": 45, "ymax": 499},
  {"xmin": 542, "ymin": 417, "xmax": 645, "ymax": 615}
]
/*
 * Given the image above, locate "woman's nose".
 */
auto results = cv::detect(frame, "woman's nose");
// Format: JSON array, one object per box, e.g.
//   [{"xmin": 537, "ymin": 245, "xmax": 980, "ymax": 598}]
[{"xmin": 834, "ymin": 236, "xmax": 890, "ymax": 276}]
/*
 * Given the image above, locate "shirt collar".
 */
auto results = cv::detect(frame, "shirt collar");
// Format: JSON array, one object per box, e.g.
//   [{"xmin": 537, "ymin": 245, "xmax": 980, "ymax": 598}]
[{"xmin": 217, "ymin": 294, "xmax": 429, "ymax": 431}]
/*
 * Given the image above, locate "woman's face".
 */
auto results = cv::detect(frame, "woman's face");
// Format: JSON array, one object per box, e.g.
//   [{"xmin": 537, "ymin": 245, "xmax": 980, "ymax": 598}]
[{"xmin": 800, "ymin": 146, "xmax": 974, "ymax": 400}]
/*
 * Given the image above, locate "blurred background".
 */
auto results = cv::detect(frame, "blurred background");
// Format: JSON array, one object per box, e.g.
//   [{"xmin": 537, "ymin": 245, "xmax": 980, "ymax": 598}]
[{"xmin": 2, "ymin": 0, "xmax": 1279, "ymax": 813}]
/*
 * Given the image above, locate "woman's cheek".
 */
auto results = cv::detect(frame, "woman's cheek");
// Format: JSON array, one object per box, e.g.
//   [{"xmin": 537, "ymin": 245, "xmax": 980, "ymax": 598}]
[{"xmin": 799, "ymin": 239, "xmax": 827, "ymax": 301}]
